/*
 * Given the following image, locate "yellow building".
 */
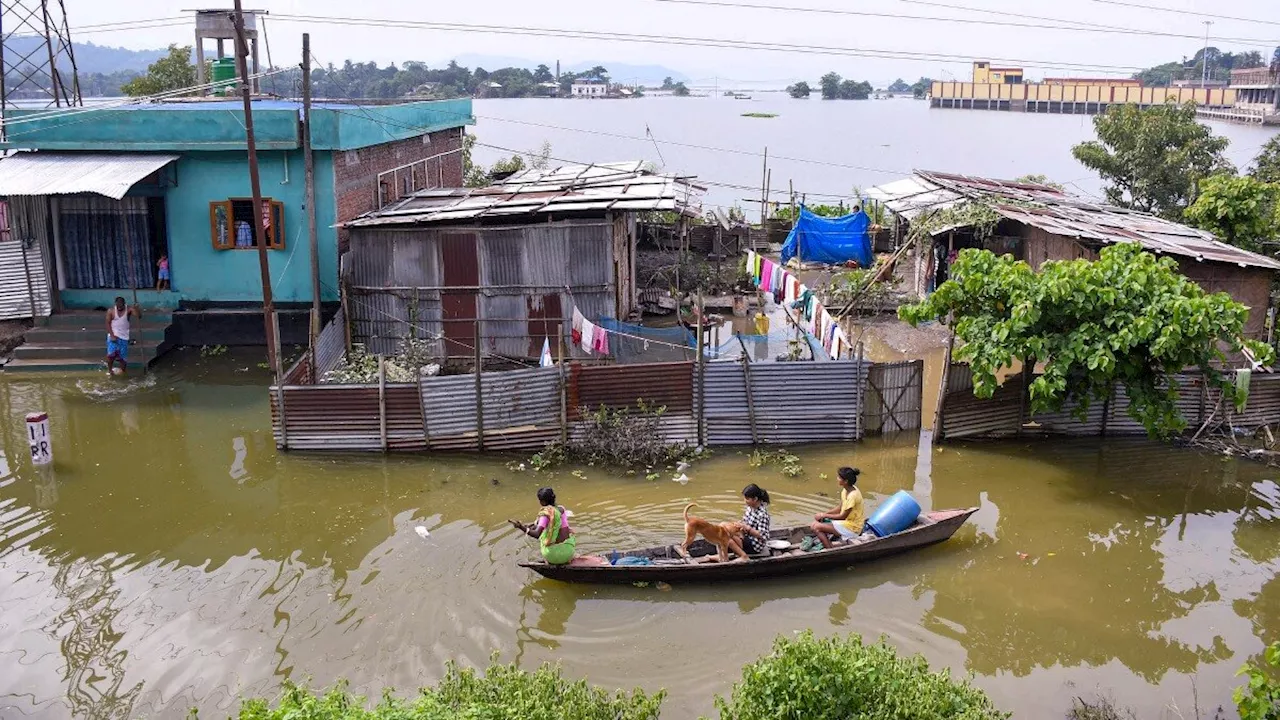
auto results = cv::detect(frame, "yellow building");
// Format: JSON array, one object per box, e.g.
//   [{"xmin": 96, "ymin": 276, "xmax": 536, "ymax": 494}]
[{"xmin": 972, "ymin": 61, "xmax": 1024, "ymax": 84}]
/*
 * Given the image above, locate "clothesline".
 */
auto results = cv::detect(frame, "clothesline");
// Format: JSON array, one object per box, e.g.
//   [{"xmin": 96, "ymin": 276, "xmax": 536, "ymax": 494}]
[{"xmin": 745, "ymin": 249, "xmax": 853, "ymax": 360}]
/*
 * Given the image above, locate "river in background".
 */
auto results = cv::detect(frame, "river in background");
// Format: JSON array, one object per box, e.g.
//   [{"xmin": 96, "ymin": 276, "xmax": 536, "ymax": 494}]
[
  {"xmin": 471, "ymin": 96, "xmax": 1280, "ymax": 211},
  {"xmin": 0, "ymin": 351, "xmax": 1277, "ymax": 718}
]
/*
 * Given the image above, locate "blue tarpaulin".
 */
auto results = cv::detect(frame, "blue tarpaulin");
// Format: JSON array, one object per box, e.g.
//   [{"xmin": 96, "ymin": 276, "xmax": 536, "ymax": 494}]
[{"xmin": 780, "ymin": 207, "xmax": 873, "ymax": 267}]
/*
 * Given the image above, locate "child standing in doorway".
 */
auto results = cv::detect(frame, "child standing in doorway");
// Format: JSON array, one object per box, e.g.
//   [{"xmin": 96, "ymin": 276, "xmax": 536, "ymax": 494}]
[{"xmin": 156, "ymin": 254, "xmax": 170, "ymax": 291}]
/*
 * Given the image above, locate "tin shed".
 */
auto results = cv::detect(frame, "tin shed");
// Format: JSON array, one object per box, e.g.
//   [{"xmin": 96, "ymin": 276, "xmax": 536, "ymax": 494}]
[{"xmin": 343, "ymin": 162, "xmax": 704, "ymax": 358}]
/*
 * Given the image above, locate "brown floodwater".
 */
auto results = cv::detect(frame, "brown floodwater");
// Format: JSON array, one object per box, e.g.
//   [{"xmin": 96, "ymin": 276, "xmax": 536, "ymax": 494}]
[{"xmin": 1, "ymin": 349, "xmax": 1277, "ymax": 719}]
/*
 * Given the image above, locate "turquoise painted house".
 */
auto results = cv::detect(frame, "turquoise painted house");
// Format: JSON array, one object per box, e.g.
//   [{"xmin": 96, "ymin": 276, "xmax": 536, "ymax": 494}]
[{"xmin": 0, "ymin": 98, "xmax": 473, "ymax": 317}]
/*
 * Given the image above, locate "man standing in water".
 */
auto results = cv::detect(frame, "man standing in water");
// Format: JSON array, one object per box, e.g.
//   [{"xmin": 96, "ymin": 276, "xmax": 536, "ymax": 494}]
[{"xmin": 105, "ymin": 297, "xmax": 139, "ymax": 375}]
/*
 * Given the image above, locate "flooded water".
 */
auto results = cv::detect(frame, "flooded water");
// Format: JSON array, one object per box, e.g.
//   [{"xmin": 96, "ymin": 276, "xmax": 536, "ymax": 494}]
[
  {"xmin": 471, "ymin": 96, "xmax": 1280, "ymax": 211},
  {"xmin": 0, "ymin": 351, "xmax": 1277, "ymax": 718}
]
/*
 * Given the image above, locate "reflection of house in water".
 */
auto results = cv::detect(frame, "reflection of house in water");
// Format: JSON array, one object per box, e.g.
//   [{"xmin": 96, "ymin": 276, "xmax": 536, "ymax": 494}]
[{"xmin": 866, "ymin": 171, "xmax": 1280, "ymax": 339}]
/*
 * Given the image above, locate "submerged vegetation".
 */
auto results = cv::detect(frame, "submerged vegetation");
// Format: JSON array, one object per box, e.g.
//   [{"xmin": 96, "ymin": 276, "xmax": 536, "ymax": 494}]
[
  {"xmin": 740, "ymin": 112, "xmax": 778, "ymax": 118},
  {"xmin": 511, "ymin": 402, "xmax": 703, "ymax": 473}
]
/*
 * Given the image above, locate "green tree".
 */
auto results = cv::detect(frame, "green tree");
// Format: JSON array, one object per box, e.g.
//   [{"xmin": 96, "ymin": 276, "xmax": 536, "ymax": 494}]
[
  {"xmin": 1071, "ymin": 102, "xmax": 1232, "ymax": 220},
  {"xmin": 1252, "ymin": 136, "xmax": 1280, "ymax": 185},
  {"xmin": 1237, "ymin": 50, "xmax": 1265, "ymax": 69},
  {"xmin": 1185, "ymin": 174, "xmax": 1280, "ymax": 253},
  {"xmin": 672, "ymin": 82, "xmax": 690, "ymax": 97},
  {"xmin": 910, "ymin": 77, "xmax": 933, "ymax": 99},
  {"xmin": 587, "ymin": 65, "xmax": 609, "ymax": 80},
  {"xmin": 838, "ymin": 79, "xmax": 872, "ymax": 99},
  {"xmin": 787, "ymin": 81, "xmax": 811, "ymax": 98},
  {"xmin": 533, "ymin": 64, "xmax": 553, "ymax": 83},
  {"xmin": 887, "ymin": 78, "xmax": 910, "ymax": 93},
  {"xmin": 121, "ymin": 44, "xmax": 201, "ymax": 97},
  {"xmin": 820, "ymin": 71, "xmax": 841, "ymax": 100},
  {"xmin": 900, "ymin": 243, "xmax": 1272, "ymax": 438},
  {"xmin": 1013, "ymin": 174, "xmax": 1064, "ymax": 190}
]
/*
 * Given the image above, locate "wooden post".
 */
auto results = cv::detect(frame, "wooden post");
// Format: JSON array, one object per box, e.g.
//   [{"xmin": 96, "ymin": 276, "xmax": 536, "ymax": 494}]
[
  {"xmin": 339, "ymin": 277, "xmax": 352, "ymax": 355},
  {"xmin": 933, "ymin": 323, "xmax": 956, "ymax": 443},
  {"xmin": 759, "ymin": 146, "xmax": 768, "ymax": 227},
  {"xmin": 737, "ymin": 332, "xmax": 760, "ymax": 445},
  {"xmin": 557, "ymin": 322, "xmax": 568, "ymax": 445},
  {"xmin": 1101, "ymin": 383, "xmax": 1113, "ymax": 438},
  {"xmin": 232, "ymin": 0, "xmax": 278, "ymax": 371},
  {"xmin": 302, "ymin": 32, "xmax": 322, "ymax": 379},
  {"xmin": 855, "ymin": 341, "xmax": 865, "ymax": 439},
  {"xmin": 377, "ymin": 354, "xmax": 388, "ymax": 452},
  {"xmin": 474, "ymin": 319, "xmax": 485, "ymax": 452},
  {"xmin": 1016, "ymin": 357, "xmax": 1033, "ymax": 437},
  {"xmin": 695, "ymin": 292, "xmax": 706, "ymax": 447}
]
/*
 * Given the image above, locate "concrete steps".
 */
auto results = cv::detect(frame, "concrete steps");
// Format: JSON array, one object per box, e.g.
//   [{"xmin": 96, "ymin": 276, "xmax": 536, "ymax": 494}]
[{"xmin": 4, "ymin": 311, "xmax": 174, "ymax": 373}]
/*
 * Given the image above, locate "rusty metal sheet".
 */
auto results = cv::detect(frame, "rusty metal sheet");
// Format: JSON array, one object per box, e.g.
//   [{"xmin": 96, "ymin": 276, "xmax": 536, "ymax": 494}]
[
  {"xmin": 571, "ymin": 361, "xmax": 694, "ymax": 418},
  {"xmin": 272, "ymin": 385, "xmax": 382, "ymax": 451},
  {"xmin": 939, "ymin": 377, "xmax": 1024, "ymax": 439},
  {"xmin": 386, "ymin": 384, "xmax": 427, "ymax": 451}
]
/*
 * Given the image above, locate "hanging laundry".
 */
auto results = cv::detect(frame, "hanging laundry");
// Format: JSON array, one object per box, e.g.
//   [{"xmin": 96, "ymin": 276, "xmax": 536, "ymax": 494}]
[
  {"xmin": 760, "ymin": 259, "xmax": 774, "ymax": 292},
  {"xmin": 593, "ymin": 324, "xmax": 610, "ymax": 355},
  {"xmin": 571, "ymin": 308, "xmax": 585, "ymax": 346},
  {"xmin": 581, "ymin": 319, "xmax": 596, "ymax": 355},
  {"xmin": 540, "ymin": 337, "xmax": 554, "ymax": 367}
]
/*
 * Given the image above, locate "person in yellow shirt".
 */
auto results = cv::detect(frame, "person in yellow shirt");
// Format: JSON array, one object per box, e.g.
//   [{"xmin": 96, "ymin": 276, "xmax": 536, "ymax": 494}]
[{"xmin": 809, "ymin": 467, "xmax": 866, "ymax": 549}]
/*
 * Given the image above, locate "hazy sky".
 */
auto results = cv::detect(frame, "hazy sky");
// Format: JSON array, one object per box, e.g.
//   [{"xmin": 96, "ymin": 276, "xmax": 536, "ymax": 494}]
[{"xmin": 63, "ymin": 0, "xmax": 1280, "ymax": 86}]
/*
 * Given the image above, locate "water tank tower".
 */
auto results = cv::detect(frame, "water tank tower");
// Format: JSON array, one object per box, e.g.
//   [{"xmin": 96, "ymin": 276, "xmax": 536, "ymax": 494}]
[{"xmin": 192, "ymin": 8, "xmax": 262, "ymax": 95}]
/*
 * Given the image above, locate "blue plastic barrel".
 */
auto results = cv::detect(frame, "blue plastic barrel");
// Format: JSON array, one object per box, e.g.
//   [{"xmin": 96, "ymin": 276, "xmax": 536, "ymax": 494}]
[{"xmin": 865, "ymin": 490, "xmax": 922, "ymax": 537}]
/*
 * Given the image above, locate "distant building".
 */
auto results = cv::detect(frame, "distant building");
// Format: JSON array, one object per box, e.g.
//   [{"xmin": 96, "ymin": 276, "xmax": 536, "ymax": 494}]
[
  {"xmin": 1044, "ymin": 77, "xmax": 1140, "ymax": 87},
  {"xmin": 572, "ymin": 77, "xmax": 608, "ymax": 98},
  {"xmin": 972, "ymin": 62, "xmax": 1023, "ymax": 84},
  {"xmin": 1172, "ymin": 78, "xmax": 1228, "ymax": 88},
  {"xmin": 933, "ymin": 60, "xmax": 1236, "ymax": 115},
  {"xmin": 1229, "ymin": 67, "xmax": 1280, "ymax": 114}
]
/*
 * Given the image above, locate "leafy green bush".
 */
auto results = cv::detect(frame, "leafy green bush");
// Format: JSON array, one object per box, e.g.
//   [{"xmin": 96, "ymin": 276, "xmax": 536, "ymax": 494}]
[
  {"xmin": 713, "ymin": 631, "xmax": 1009, "ymax": 720},
  {"xmin": 230, "ymin": 659, "xmax": 663, "ymax": 720},
  {"xmin": 1235, "ymin": 642, "xmax": 1280, "ymax": 720}
]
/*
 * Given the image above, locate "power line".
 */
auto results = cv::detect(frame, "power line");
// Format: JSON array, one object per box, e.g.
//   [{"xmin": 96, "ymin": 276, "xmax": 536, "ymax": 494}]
[
  {"xmin": 635, "ymin": 0, "xmax": 1280, "ymax": 48},
  {"xmin": 270, "ymin": 13, "xmax": 1162, "ymax": 74},
  {"xmin": 1087, "ymin": 0, "xmax": 1280, "ymax": 28}
]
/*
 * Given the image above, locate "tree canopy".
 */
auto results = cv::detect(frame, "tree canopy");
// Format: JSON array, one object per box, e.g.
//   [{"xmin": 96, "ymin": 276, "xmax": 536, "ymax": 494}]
[
  {"xmin": 900, "ymin": 243, "xmax": 1272, "ymax": 437},
  {"xmin": 1251, "ymin": 136, "xmax": 1280, "ymax": 185},
  {"xmin": 818, "ymin": 72, "xmax": 872, "ymax": 100},
  {"xmin": 121, "ymin": 44, "xmax": 202, "ymax": 98},
  {"xmin": 910, "ymin": 77, "xmax": 932, "ymax": 99},
  {"xmin": 787, "ymin": 81, "xmax": 811, "ymax": 98},
  {"xmin": 1184, "ymin": 174, "xmax": 1280, "ymax": 253},
  {"xmin": 887, "ymin": 78, "xmax": 910, "ymax": 93},
  {"xmin": 1071, "ymin": 102, "xmax": 1232, "ymax": 220},
  {"xmin": 1132, "ymin": 46, "xmax": 1267, "ymax": 85}
]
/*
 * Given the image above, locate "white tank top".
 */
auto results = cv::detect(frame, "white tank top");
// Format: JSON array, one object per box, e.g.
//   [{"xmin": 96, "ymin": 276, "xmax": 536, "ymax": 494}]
[{"xmin": 110, "ymin": 308, "xmax": 130, "ymax": 340}]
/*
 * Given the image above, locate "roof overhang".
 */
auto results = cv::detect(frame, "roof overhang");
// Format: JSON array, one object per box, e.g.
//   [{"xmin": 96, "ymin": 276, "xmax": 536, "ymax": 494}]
[{"xmin": 0, "ymin": 151, "xmax": 179, "ymax": 200}]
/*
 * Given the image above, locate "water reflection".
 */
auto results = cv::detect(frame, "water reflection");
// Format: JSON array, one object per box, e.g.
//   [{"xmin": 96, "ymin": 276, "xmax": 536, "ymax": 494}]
[{"xmin": 0, "ymin": 356, "xmax": 1277, "ymax": 718}]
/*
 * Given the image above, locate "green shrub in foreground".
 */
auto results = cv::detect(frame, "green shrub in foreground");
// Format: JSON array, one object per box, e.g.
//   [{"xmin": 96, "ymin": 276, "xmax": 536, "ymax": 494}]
[
  {"xmin": 713, "ymin": 631, "xmax": 1010, "ymax": 720},
  {"xmin": 229, "ymin": 659, "xmax": 663, "ymax": 720}
]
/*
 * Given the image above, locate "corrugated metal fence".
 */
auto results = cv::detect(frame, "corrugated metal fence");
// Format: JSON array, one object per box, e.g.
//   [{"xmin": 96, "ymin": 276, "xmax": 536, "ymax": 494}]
[
  {"xmin": 938, "ymin": 363, "xmax": 1280, "ymax": 439},
  {"xmin": 271, "ymin": 359, "xmax": 878, "ymax": 452},
  {"xmin": 699, "ymin": 361, "xmax": 868, "ymax": 446}
]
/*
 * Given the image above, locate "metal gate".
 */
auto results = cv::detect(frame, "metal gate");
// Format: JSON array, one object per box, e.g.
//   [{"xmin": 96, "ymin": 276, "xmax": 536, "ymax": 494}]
[{"xmin": 863, "ymin": 360, "xmax": 924, "ymax": 433}]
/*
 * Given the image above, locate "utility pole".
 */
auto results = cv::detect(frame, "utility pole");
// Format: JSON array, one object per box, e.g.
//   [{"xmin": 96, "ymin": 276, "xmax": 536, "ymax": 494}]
[
  {"xmin": 232, "ymin": 0, "xmax": 277, "ymax": 371},
  {"xmin": 1201, "ymin": 20, "xmax": 1213, "ymax": 88},
  {"xmin": 302, "ymin": 32, "xmax": 320, "ymax": 369}
]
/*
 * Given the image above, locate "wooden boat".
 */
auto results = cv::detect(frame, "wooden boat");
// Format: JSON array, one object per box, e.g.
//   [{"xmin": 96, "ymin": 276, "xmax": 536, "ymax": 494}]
[{"xmin": 519, "ymin": 507, "xmax": 977, "ymax": 584}]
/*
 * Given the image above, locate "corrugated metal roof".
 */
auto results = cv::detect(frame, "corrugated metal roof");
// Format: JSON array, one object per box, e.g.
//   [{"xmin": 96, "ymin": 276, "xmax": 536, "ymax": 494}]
[
  {"xmin": 0, "ymin": 152, "xmax": 179, "ymax": 200},
  {"xmin": 867, "ymin": 170, "xmax": 1280, "ymax": 271},
  {"xmin": 348, "ymin": 161, "xmax": 705, "ymax": 227}
]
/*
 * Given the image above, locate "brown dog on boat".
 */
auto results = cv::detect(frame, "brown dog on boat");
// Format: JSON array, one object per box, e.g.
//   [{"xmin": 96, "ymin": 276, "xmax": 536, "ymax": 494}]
[{"xmin": 680, "ymin": 502, "xmax": 762, "ymax": 562}]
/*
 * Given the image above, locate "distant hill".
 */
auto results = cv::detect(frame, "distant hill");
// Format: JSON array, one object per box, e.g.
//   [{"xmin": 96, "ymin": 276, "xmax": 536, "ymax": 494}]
[
  {"xmin": 448, "ymin": 53, "xmax": 688, "ymax": 86},
  {"xmin": 3, "ymin": 37, "xmax": 165, "ymax": 74}
]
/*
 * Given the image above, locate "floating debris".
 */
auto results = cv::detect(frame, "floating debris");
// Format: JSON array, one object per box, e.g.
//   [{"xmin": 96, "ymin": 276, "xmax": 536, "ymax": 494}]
[{"xmin": 415, "ymin": 526, "xmax": 430, "ymax": 539}]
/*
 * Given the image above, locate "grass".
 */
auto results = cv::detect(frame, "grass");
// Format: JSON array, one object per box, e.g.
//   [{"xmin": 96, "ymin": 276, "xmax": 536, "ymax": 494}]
[{"xmin": 740, "ymin": 112, "xmax": 777, "ymax": 118}]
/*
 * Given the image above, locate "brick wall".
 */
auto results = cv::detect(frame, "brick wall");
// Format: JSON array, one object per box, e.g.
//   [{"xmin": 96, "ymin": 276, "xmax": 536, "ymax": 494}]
[{"xmin": 333, "ymin": 126, "xmax": 465, "ymax": 252}]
